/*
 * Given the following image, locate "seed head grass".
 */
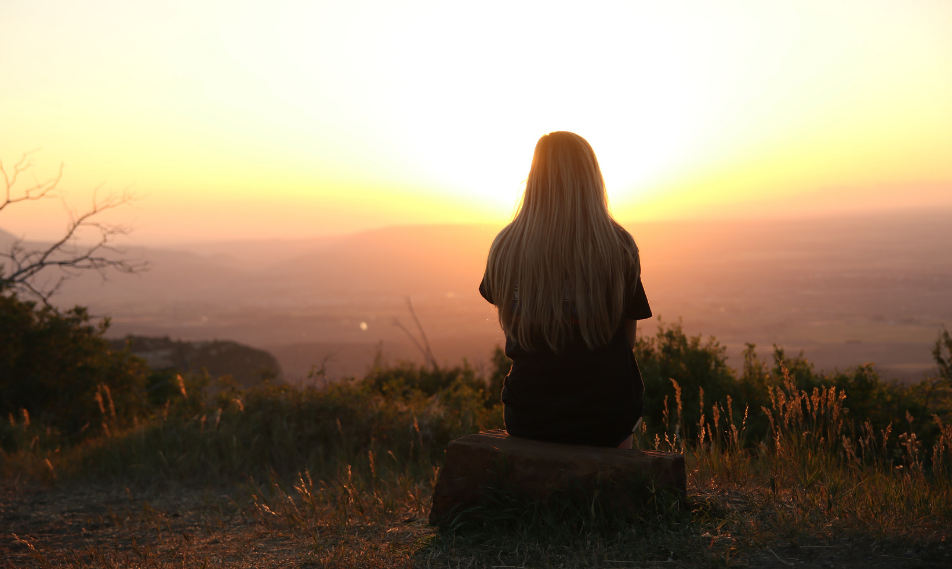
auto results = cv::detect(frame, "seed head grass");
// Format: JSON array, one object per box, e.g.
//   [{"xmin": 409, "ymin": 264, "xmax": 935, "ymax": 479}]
[{"xmin": 3, "ymin": 338, "xmax": 952, "ymax": 567}]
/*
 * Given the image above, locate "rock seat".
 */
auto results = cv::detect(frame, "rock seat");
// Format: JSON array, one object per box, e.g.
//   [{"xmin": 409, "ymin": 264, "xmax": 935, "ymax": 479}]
[{"xmin": 429, "ymin": 429, "xmax": 686, "ymax": 524}]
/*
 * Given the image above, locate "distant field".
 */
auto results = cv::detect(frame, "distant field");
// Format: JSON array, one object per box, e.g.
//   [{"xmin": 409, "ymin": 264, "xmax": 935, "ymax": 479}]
[{"xmin": 13, "ymin": 207, "xmax": 948, "ymax": 383}]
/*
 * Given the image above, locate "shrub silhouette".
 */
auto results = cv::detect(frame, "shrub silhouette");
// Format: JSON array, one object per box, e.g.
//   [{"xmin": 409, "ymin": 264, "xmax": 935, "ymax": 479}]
[
  {"xmin": 634, "ymin": 319, "xmax": 952, "ymax": 452},
  {"xmin": 635, "ymin": 320, "xmax": 737, "ymax": 441},
  {"xmin": 3, "ymin": 290, "xmax": 950, "ymax": 469},
  {"xmin": 0, "ymin": 292, "xmax": 148, "ymax": 450}
]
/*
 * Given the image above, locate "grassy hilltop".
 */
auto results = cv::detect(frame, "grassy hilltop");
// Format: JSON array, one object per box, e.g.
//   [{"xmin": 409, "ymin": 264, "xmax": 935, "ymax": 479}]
[{"xmin": 2, "ymin": 290, "xmax": 952, "ymax": 568}]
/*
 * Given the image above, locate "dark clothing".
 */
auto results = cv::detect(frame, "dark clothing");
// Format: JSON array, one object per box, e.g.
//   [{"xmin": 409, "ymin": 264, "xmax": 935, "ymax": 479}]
[{"xmin": 478, "ymin": 275, "xmax": 652, "ymax": 447}]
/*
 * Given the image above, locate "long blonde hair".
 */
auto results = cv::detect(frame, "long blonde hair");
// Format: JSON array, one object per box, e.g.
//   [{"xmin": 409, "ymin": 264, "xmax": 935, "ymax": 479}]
[{"xmin": 484, "ymin": 131, "xmax": 639, "ymax": 352}]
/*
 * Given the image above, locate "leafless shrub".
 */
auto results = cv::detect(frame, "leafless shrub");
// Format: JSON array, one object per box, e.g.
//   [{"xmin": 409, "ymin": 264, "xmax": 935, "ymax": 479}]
[{"xmin": 0, "ymin": 151, "xmax": 147, "ymax": 303}]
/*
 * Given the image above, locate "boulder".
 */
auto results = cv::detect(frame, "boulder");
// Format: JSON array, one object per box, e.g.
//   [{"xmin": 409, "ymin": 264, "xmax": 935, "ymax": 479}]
[{"xmin": 428, "ymin": 430, "xmax": 686, "ymax": 525}]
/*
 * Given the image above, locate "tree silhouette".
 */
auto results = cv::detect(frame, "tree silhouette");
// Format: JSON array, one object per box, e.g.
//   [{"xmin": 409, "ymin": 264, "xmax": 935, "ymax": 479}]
[{"xmin": 0, "ymin": 151, "xmax": 147, "ymax": 303}]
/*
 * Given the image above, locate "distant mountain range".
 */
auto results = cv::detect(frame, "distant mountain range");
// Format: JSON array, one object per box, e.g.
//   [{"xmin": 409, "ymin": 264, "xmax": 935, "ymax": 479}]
[
  {"xmin": 4, "ymin": 208, "xmax": 952, "ymax": 383},
  {"xmin": 108, "ymin": 335, "xmax": 283, "ymax": 387}
]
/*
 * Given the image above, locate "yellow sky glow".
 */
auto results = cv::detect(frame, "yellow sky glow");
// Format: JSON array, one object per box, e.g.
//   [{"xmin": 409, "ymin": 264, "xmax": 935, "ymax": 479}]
[{"xmin": 2, "ymin": 0, "xmax": 951, "ymax": 243}]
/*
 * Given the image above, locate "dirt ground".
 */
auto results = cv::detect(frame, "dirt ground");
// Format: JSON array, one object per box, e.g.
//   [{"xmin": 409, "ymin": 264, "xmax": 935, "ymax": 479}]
[
  {"xmin": 0, "ymin": 482, "xmax": 427, "ymax": 568},
  {"xmin": 2, "ymin": 483, "xmax": 950, "ymax": 568}
]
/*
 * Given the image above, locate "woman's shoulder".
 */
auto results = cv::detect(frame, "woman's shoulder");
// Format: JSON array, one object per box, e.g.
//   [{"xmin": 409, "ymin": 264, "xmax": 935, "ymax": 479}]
[
  {"xmin": 611, "ymin": 222, "xmax": 638, "ymax": 251},
  {"xmin": 610, "ymin": 222, "xmax": 639, "ymax": 273}
]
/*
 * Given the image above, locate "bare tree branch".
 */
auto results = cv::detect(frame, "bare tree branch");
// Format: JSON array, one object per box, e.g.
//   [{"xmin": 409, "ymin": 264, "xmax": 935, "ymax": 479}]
[
  {"xmin": 392, "ymin": 297, "xmax": 438, "ymax": 370},
  {"xmin": 0, "ymin": 155, "xmax": 148, "ymax": 305},
  {"xmin": 405, "ymin": 296, "xmax": 436, "ymax": 368},
  {"xmin": 0, "ymin": 150, "xmax": 61, "ymax": 214}
]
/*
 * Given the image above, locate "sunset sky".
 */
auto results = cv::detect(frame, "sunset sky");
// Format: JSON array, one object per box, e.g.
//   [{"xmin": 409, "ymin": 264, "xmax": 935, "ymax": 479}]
[{"xmin": 2, "ymin": 0, "xmax": 951, "ymax": 244}]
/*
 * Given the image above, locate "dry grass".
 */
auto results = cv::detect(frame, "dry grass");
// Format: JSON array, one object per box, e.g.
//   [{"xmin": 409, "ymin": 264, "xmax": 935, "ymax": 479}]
[{"xmin": 3, "ymin": 365, "xmax": 952, "ymax": 568}]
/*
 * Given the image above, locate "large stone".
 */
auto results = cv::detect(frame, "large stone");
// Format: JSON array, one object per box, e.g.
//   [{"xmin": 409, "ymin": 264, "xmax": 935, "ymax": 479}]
[{"xmin": 428, "ymin": 430, "xmax": 686, "ymax": 524}]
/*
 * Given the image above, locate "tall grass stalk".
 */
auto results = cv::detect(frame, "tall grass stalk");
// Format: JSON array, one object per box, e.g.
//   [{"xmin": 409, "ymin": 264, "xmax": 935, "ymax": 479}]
[
  {"xmin": 685, "ymin": 365, "xmax": 952, "ymax": 542},
  {"xmin": 4, "ymin": 358, "xmax": 952, "ymax": 566}
]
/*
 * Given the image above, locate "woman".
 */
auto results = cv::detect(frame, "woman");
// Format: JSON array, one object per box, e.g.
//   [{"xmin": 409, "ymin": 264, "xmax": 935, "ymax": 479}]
[{"xmin": 479, "ymin": 131, "xmax": 651, "ymax": 449}]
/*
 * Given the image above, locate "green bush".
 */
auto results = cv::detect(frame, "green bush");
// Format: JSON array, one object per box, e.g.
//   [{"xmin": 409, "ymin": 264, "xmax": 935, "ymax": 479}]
[
  {"xmin": 635, "ymin": 320, "xmax": 738, "ymax": 441},
  {"xmin": 0, "ymin": 292, "xmax": 149, "ymax": 450},
  {"xmin": 634, "ymin": 321, "xmax": 952, "ymax": 455},
  {"xmin": 4, "ymin": 288, "xmax": 951, "ymax": 481},
  {"xmin": 66, "ymin": 364, "xmax": 505, "ymax": 483}
]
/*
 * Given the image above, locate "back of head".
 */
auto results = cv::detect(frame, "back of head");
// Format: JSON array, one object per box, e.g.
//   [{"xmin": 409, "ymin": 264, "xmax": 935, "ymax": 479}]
[{"xmin": 485, "ymin": 131, "xmax": 639, "ymax": 352}]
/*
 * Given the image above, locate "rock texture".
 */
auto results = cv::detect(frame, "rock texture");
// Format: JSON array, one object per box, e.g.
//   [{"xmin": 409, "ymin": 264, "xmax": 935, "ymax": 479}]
[{"xmin": 429, "ymin": 430, "xmax": 686, "ymax": 524}]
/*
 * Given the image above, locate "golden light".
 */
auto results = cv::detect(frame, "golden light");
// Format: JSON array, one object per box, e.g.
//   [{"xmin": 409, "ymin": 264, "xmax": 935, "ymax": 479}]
[{"xmin": 2, "ymin": 0, "xmax": 950, "ymax": 242}]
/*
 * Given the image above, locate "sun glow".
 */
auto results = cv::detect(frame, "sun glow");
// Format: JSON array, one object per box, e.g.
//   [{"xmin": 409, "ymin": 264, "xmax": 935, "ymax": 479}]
[{"xmin": 2, "ymin": 0, "xmax": 951, "ymax": 242}]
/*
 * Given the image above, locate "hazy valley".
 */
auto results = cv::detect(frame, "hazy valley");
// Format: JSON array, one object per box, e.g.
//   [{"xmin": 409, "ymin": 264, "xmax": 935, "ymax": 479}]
[{"xmin": 7, "ymin": 208, "xmax": 950, "ymax": 384}]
